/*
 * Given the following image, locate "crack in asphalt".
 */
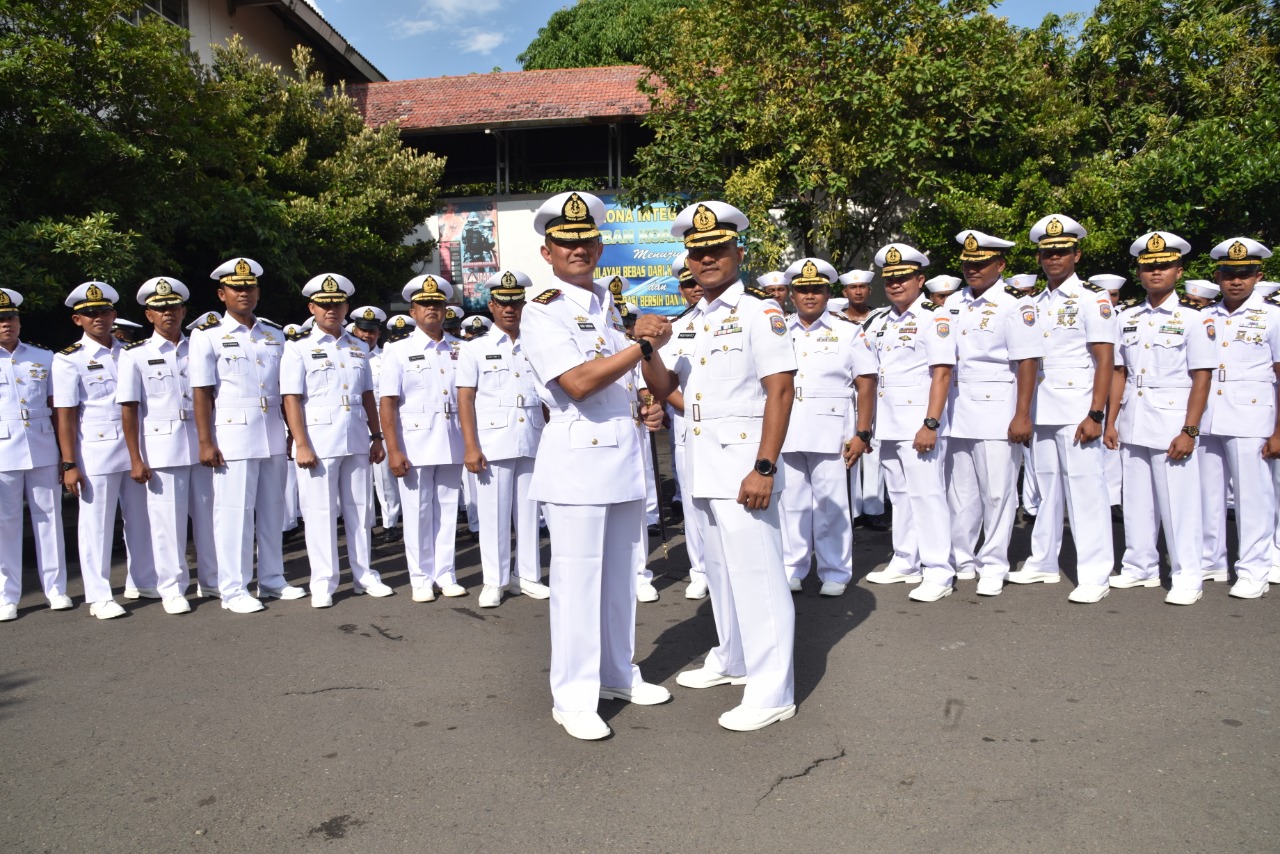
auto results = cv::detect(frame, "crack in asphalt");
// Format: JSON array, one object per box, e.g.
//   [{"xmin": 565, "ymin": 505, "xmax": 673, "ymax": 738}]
[
  {"xmin": 370, "ymin": 624, "xmax": 402, "ymax": 641},
  {"xmin": 284, "ymin": 686, "xmax": 382, "ymax": 696},
  {"xmin": 757, "ymin": 745, "xmax": 847, "ymax": 805}
]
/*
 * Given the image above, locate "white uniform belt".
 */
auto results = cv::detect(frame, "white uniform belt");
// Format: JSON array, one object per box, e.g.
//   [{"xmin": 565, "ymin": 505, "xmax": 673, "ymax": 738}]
[
  {"xmin": 957, "ymin": 368, "xmax": 1014, "ymax": 383},
  {"xmin": 548, "ymin": 405, "xmax": 634, "ymax": 424},
  {"xmin": 217, "ymin": 395, "xmax": 281, "ymax": 409},
  {"xmin": 1042, "ymin": 360, "xmax": 1092, "ymax": 371},
  {"xmin": 795, "ymin": 386, "xmax": 852, "ymax": 400},
  {"xmin": 400, "ymin": 401, "xmax": 453, "ymax": 414},
  {"xmin": 486, "ymin": 395, "xmax": 540, "ymax": 408},
  {"xmin": 879, "ymin": 372, "xmax": 930, "ymax": 388},
  {"xmin": 309, "ymin": 397, "xmax": 363, "ymax": 411},
  {"xmin": 81, "ymin": 414, "xmax": 123, "ymax": 425},
  {"xmin": 1126, "ymin": 377, "xmax": 1190, "ymax": 389},
  {"xmin": 1216, "ymin": 372, "xmax": 1275, "ymax": 384},
  {"xmin": 689, "ymin": 399, "xmax": 765, "ymax": 421},
  {"xmin": 144, "ymin": 408, "xmax": 195, "ymax": 421},
  {"xmin": 0, "ymin": 406, "xmax": 52, "ymax": 421}
]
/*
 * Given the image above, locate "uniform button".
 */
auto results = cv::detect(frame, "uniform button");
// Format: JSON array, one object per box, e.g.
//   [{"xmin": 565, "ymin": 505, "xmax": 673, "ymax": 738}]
[
  {"xmin": 1137, "ymin": 391, "xmax": 1143, "ymax": 396},
  {"xmin": 1253, "ymin": 398, "xmax": 1258, "ymax": 403},
  {"xmin": 514, "ymin": 372, "xmax": 520, "ymax": 377},
  {"xmin": 722, "ymin": 345, "xmax": 728, "ymax": 352},
  {"xmin": 518, "ymin": 417, "xmax": 525, "ymax": 423},
  {"xmin": 907, "ymin": 399, "xmax": 913, "ymax": 404},
  {"xmin": 1140, "ymin": 368, "xmax": 1146, "ymax": 373},
  {"xmin": 798, "ymin": 373, "xmax": 805, "ymax": 378},
  {"xmin": 1043, "ymin": 332, "xmax": 1049, "ymax": 338},
  {"xmin": 591, "ymin": 438, "xmax": 599, "ymax": 445},
  {"xmin": 962, "ymin": 330, "xmax": 968, "ymax": 336},
  {"xmin": 1219, "ymin": 363, "xmax": 1226, "ymax": 368},
  {"xmin": 740, "ymin": 432, "xmax": 747, "ymax": 439},
  {"xmin": 1067, "ymin": 381, "xmax": 1073, "ymax": 386},
  {"xmin": 1144, "ymin": 344, "xmax": 1150, "ymax": 349},
  {"xmin": 695, "ymin": 393, "xmax": 702, "ymax": 400},
  {"xmin": 342, "ymin": 384, "xmax": 348, "ymax": 389},
  {"xmin": 703, "ymin": 325, "xmax": 709, "ymax": 331},
  {"xmin": 1223, "ymin": 342, "xmax": 1229, "ymax": 347},
  {"xmin": 260, "ymin": 383, "xmax": 265, "ymax": 388},
  {"xmin": 700, "ymin": 358, "xmax": 706, "ymax": 365},
  {"xmin": 442, "ymin": 391, "xmax": 448, "ymax": 395},
  {"xmin": 802, "ymin": 352, "xmax": 807, "ymax": 357},
  {"xmin": 878, "ymin": 392, "xmax": 884, "ymax": 398},
  {"xmin": 340, "ymin": 363, "xmax": 345, "ymax": 368},
  {"xmin": 97, "ymin": 432, "xmax": 103, "ymax": 438},
  {"xmin": 693, "ymin": 427, "xmax": 701, "ymax": 436},
  {"xmin": 1217, "ymin": 389, "xmax": 1223, "ymax": 395},
  {"xmin": 1226, "ymin": 320, "xmax": 1232, "ymax": 325},
  {"xmin": 985, "ymin": 394, "xmax": 990, "ymax": 399}
]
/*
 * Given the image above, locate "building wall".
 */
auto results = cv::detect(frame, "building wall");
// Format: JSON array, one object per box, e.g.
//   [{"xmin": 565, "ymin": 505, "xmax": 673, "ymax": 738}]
[{"xmin": 187, "ymin": 0, "xmax": 312, "ymax": 71}]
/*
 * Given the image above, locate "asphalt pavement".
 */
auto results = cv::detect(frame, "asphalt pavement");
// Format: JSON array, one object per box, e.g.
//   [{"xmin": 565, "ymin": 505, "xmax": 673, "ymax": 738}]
[{"xmin": 2, "ymin": 501, "xmax": 1277, "ymax": 853}]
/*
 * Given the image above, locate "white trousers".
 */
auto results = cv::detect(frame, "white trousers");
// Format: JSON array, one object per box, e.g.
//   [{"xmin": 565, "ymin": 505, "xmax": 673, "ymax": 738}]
[
  {"xmin": 780, "ymin": 450, "xmax": 852, "ymax": 584},
  {"xmin": 1104, "ymin": 445, "xmax": 1123, "ymax": 505},
  {"xmin": 852, "ymin": 440, "xmax": 886, "ymax": 516},
  {"xmin": 298, "ymin": 454, "xmax": 380, "ymax": 596},
  {"xmin": 399, "ymin": 463, "xmax": 461, "ymax": 589},
  {"xmin": 544, "ymin": 500, "xmax": 643, "ymax": 712},
  {"xmin": 672, "ymin": 442, "xmax": 704, "ymax": 579},
  {"xmin": 1119, "ymin": 445, "xmax": 1203, "ymax": 590},
  {"xmin": 0, "ymin": 465, "xmax": 65, "ymax": 606},
  {"xmin": 1201, "ymin": 435, "xmax": 1273, "ymax": 583},
  {"xmin": 475, "ymin": 456, "xmax": 541, "ymax": 587},
  {"xmin": 880, "ymin": 439, "xmax": 954, "ymax": 585},
  {"xmin": 946, "ymin": 438, "xmax": 1018, "ymax": 579},
  {"xmin": 189, "ymin": 464, "xmax": 218, "ymax": 592},
  {"xmin": 145, "ymin": 464, "xmax": 202, "ymax": 599},
  {"xmin": 372, "ymin": 457, "xmax": 401, "ymax": 529},
  {"xmin": 694, "ymin": 496, "xmax": 795, "ymax": 708},
  {"xmin": 212, "ymin": 455, "xmax": 287, "ymax": 602},
  {"xmin": 461, "ymin": 469, "xmax": 479, "ymax": 533},
  {"xmin": 76, "ymin": 472, "xmax": 155, "ymax": 603},
  {"xmin": 282, "ymin": 459, "xmax": 300, "ymax": 532},
  {"xmin": 1016, "ymin": 442, "xmax": 1040, "ymax": 514},
  {"xmin": 1024, "ymin": 425, "xmax": 1114, "ymax": 585}
]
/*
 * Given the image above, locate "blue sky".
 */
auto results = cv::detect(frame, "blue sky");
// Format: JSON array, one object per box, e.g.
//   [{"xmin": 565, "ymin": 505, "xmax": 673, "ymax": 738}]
[{"xmin": 311, "ymin": 0, "xmax": 1098, "ymax": 82}]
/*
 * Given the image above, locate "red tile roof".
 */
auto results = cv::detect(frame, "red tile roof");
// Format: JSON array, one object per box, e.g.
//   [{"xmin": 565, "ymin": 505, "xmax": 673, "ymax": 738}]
[{"xmin": 347, "ymin": 66, "xmax": 652, "ymax": 134}]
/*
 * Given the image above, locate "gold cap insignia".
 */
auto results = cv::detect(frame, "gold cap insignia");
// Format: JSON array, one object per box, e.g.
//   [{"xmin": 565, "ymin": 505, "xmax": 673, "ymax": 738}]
[
  {"xmin": 501, "ymin": 271, "xmax": 517, "ymax": 289},
  {"xmin": 322, "ymin": 276, "xmax": 339, "ymax": 293},
  {"xmin": 802, "ymin": 260, "xmax": 819, "ymax": 280},
  {"xmin": 609, "ymin": 277, "xmax": 624, "ymax": 295},
  {"xmin": 394, "ymin": 317, "xmax": 406, "ymax": 329},
  {"xmin": 1228, "ymin": 240, "xmax": 1248, "ymax": 261},
  {"xmin": 422, "ymin": 277, "xmax": 438, "ymax": 294},
  {"xmin": 363, "ymin": 308, "xmax": 375, "ymax": 320},
  {"xmin": 563, "ymin": 193, "xmax": 588, "ymax": 222},
  {"xmin": 964, "ymin": 234, "xmax": 978, "ymax": 252},
  {"xmin": 693, "ymin": 204, "xmax": 717, "ymax": 233},
  {"xmin": 1146, "ymin": 233, "xmax": 1165, "ymax": 254},
  {"xmin": 0, "ymin": 291, "xmax": 10, "ymax": 307},
  {"xmin": 1046, "ymin": 218, "xmax": 1063, "ymax": 237},
  {"xmin": 886, "ymin": 247, "xmax": 902, "ymax": 266},
  {"xmin": 155, "ymin": 280, "xmax": 172, "ymax": 296},
  {"xmin": 235, "ymin": 259, "xmax": 250, "ymax": 276},
  {"xmin": 86, "ymin": 285, "xmax": 103, "ymax": 302},
  {"xmin": 206, "ymin": 313, "xmax": 218, "ymax": 323}
]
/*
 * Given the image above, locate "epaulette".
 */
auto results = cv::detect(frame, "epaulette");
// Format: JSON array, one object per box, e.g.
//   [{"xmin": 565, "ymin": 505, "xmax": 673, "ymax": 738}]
[
  {"xmin": 60, "ymin": 342, "xmax": 82, "ymax": 355},
  {"xmin": 258, "ymin": 318, "xmax": 282, "ymax": 329},
  {"xmin": 1005, "ymin": 284, "xmax": 1028, "ymax": 299},
  {"xmin": 744, "ymin": 286, "xmax": 771, "ymax": 300},
  {"xmin": 830, "ymin": 310, "xmax": 854, "ymax": 323},
  {"xmin": 197, "ymin": 316, "xmax": 221, "ymax": 331},
  {"xmin": 1177, "ymin": 293, "xmax": 1202, "ymax": 310},
  {"xmin": 25, "ymin": 342, "xmax": 50, "ymax": 351},
  {"xmin": 1120, "ymin": 296, "xmax": 1142, "ymax": 310},
  {"xmin": 124, "ymin": 339, "xmax": 149, "ymax": 350},
  {"xmin": 673, "ymin": 304, "xmax": 696, "ymax": 321},
  {"xmin": 1081, "ymin": 280, "xmax": 1104, "ymax": 293},
  {"xmin": 1266, "ymin": 292, "xmax": 1280, "ymax": 308},
  {"xmin": 921, "ymin": 300, "xmax": 940, "ymax": 312},
  {"xmin": 861, "ymin": 306, "xmax": 892, "ymax": 330},
  {"xmin": 532, "ymin": 289, "xmax": 560, "ymax": 305},
  {"xmin": 290, "ymin": 328, "xmax": 312, "ymax": 341}
]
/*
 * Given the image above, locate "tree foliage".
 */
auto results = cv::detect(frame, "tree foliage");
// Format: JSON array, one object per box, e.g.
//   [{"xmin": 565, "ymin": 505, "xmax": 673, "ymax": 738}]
[
  {"xmin": 518, "ymin": 0, "xmax": 694, "ymax": 70},
  {"xmin": 625, "ymin": 0, "xmax": 1280, "ymax": 280},
  {"xmin": 0, "ymin": 0, "xmax": 445, "ymax": 329}
]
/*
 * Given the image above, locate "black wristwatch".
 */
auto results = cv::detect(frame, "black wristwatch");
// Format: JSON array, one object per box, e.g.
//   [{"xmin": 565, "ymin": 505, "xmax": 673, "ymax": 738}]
[
  {"xmin": 60, "ymin": 461, "xmax": 77, "ymax": 472},
  {"xmin": 922, "ymin": 417, "xmax": 940, "ymax": 430},
  {"xmin": 855, "ymin": 430, "xmax": 872, "ymax": 444},
  {"xmin": 370, "ymin": 432, "xmax": 384, "ymax": 441},
  {"xmin": 1088, "ymin": 409, "xmax": 1105, "ymax": 424},
  {"xmin": 638, "ymin": 339, "xmax": 653, "ymax": 361},
  {"xmin": 1181, "ymin": 425, "xmax": 1200, "ymax": 438},
  {"xmin": 754, "ymin": 458, "xmax": 777, "ymax": 477}
]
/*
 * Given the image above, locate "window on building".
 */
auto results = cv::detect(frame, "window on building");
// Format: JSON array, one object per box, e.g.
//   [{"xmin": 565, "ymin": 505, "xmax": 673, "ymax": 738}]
[{"xmin": 124, "ymin": 0, "xmax": 188, "ymax": 29}]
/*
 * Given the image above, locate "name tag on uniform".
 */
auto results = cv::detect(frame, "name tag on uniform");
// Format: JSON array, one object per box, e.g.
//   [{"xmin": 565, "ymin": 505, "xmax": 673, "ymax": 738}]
[
  {"xmin": 409, "ymin": 354, "xmax": 425, "ymax": 362},
  {"xmin": 222, "ymin": 342, "xmax": 240, "ymax": 348},
  {"xmin": 87, "ymin": 362, "xmax": 104, "ymax": 370},
  {"xmin": 577, "ymin": 322, "xmax": 596, "ymax": 330},
  {"xmin": 678, "ymin": 332, "xmax": 696, "ymax": 339},
  {"xmin": 311, "ymin": 352, "xmax": 328, "ymax": 359},
  {"xmin": 1122, "ymin": 326, "xmax": 1138, "ymax": 333},
  {"xmin": 485, "ymin": 354, "xmax": 503, "ymax": 360},
  {"xmin": 148, "ymin": 359, "xmax": 165, "ymax": 365}
]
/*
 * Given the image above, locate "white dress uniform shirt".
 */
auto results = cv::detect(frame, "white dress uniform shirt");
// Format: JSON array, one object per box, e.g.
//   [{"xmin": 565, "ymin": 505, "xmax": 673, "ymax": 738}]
[
  {"xmin": 1112, "ymin": 296, "xmax": 1214, "ymax": 592},
  {"xmin": 367, "ymin": 343, "xmax": 401, "ymax": 531},
  {"xmin": 866, "ymin": 294, "xmax": 956, "ymax": 585},
  {"xmin": 666, "ymin": 395, "xmax": 706, "ymax": 582},
  {"xmin": 779, "ymin": 311, "xmax": 876, "ymax": 587},
  {"xmin": 658, "ymin": 281, "xmax": 798, "ymax": 709},
  {"xmin": 945, "ymin": 283, "xmax": 1043, "ymax": 583},
  {"xmin": 0, "ymin": 341, "xmax": 67, "ymax": 608},
  {"xmin": 1018, "ymin": 276, "xmax": 1117, "ymax": 588},
  {"xmin": 53, "ymin": 334, "xmax": 156, "ymax": 603},
  {"xmin": 521, "ymin": 276, "xmax": 647, "ymax": 713},
  {"xmin": 1200, "ymin": 293, "xmax": 1280, "ymax": 586},
  {"xmin": 117, "ymin": 332, "xmax": 217, "ymax": 600},
  {"xmin": 281, "ymin": 326, "xmax": 384, "ymax": 599},
  {"xmin": 188, "ymin": 314, "xmax": 291, "ymax": 604},
  {"xmin": 456, "ymin": 327, "xmax": 546, "ymax": 590},
  {"xmin": 380, "ymin": 327, "xmax": 465, "ymax": 592}
]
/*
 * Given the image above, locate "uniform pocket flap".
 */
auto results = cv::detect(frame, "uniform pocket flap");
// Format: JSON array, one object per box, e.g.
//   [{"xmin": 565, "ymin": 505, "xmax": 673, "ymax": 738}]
[
  {"xmin": 717, "ymin": 419, "xmax": 762, "ymax": 444},
  {"xmin": 568, "ymin": 420, "xmax": 618, "ymax": 448}
]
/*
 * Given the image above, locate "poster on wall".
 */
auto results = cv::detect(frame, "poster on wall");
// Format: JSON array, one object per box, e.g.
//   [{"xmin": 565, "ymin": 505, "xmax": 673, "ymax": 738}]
[
  {"xmin": 595, "ymin": 194, "xmax": 689, "ymax": 317},
  {"xmin": 437, "ymin": 200, "xmax": 500, "ymax": 313}
]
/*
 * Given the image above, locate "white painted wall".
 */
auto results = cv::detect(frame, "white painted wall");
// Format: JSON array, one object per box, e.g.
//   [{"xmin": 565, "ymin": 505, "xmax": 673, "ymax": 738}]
[{"xmin": 187, "ymin": 0, "xmax": 308, "ymax": 70}]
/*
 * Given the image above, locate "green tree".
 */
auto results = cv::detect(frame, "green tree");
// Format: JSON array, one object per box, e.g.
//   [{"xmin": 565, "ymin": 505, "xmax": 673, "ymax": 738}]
[{"xmin": 518, "ymin": 0, "xmax": 695, "ymax": 70}]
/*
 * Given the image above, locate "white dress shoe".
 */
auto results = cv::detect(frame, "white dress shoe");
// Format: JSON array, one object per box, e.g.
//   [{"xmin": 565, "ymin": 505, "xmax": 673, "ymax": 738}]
[
  {"xmin": 552, "ymin": 709, "xmax": 611, "ymax": 740},
  {"xmin": 819, "ymin": 581, "xmax": 847, "ymax": 597},
  {"xmin": 636, "ymin": 580, "xmax": 659, "ymax": 602},
  {"xmin": 955, "ymin": 569, "xmax": 978, "ymax": 581},
  {"xmin": 412, "ymin": 584, "xmax": 436, "ymax": 602},
  {"xmin": 162, "ymin": 597, "xmax": 192, "ymax": 615},
  {"xmin": 718, "ymin": 703, "xmax": 796, "ymax": 732},
  {"xmin": 1165, "ymin": 588, "xmax": 1203, "ymax": 605},
  {"xmin": 195, "ymin": 584, "xmax": 220, "ymax": 598},
  {"xmin": 221, "ymin": 596, "xmax": 265, "ymax": 614},
  {"xmin": 1006, "ymin": 568, "xmax": 1062, "ymax": 584},
  {"xmin": 1068, "ymin": 584, "xmax": 1110, "ymax": 603},
  {"xmin": 1109, "ymin": 574, "xmax": 1160, "ymax": 589},
  {"xmin": 311, "ymin": 593, "xmax": 334, "ymax": 609},
  {"xmin": 676, "ymin": 667, "xmax": 747, "ymax": 689},
  {"xmin": 478, "ymin": 585, "xmax": 503, "ymax": 608},
  {"xmin": 685, "ymin": 577, "xmax": 709, "ymax": 600},
  {"xmin": 0, "ymin": 603, "xmax": 17, "ymax": 621},
  {"xmin": 47, "ymin": 594, "xmax": 74, "ymax": 610},
  {"xmin": 440, "ymin": 583, "xmax": 467, "ymax": 598},
  {"xmin": 908, "ymin": 582, "xmax": 953, "ymax": 602},
  {"xmin": 1229, "ymin": 578, "xmax": 1269, "ymax": 599},
  {"xmin": 1203, "ymin": 569, "xmax": 1229, "ymax": 583},
  {"xmin": 90, "ymin": 600, "xmax": 126, "ymax": 620},
  {"xmin": 864, "ymin": 568, "xmax": 923, "ymax": 584},
  {"xmin": 599, "ymin": 682, "xmax": 671, "ymax": 705},
  {"xmin": 788, "ymin": 577, "xmax": 802, "ymax": 593},
  {"xmin": 123, "ymin": 587, "xmax": 161, "ymax": 600},
  {"xmin": 1269, "ymin": 567, "xmax": 1280, "ymax": 584},
  {"xmin": 975, "ymin": 577, "xmax": 1004, "ymax": 596},
  {"xmin": 258, "ymin": 584, "xmax": 306, "ymax": 600},
  {"xmin": 516, "ymin": 578, "xmax": 551, "ymax": 599},
  {"xmin": 354, "ymin": 581, "xmax": 394, "ymax": 597}
]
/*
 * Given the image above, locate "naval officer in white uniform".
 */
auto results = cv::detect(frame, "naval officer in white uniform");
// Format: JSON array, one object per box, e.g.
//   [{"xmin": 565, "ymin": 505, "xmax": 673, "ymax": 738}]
[
  {"xmin": 457, "ymin": 270, "xmax": 549, "ymax": 608},
  {"xmin": 0, "ymin": 288, "xmax": 70, "ymax": 621},
  {"xmin": 636, "ymin": 200, "xmax": 799, "ymax": 733},
  {"xmin": 53, "ymin": 281, "xmax": 157, "ymax": 619},
  {"xmin": 520, "ymin": 190, "xmax": 670, "ymax": 741},
  {"xmin": 190, "ymin": 258, "xmax": 304, "ymax": 614},
  {"xmin": 778, "ymin": 257, "xmax": 876, "ymax": 596},
  {"xmin": 281, "ymin": 274, "xmax": 393, "ymax": 608}
]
